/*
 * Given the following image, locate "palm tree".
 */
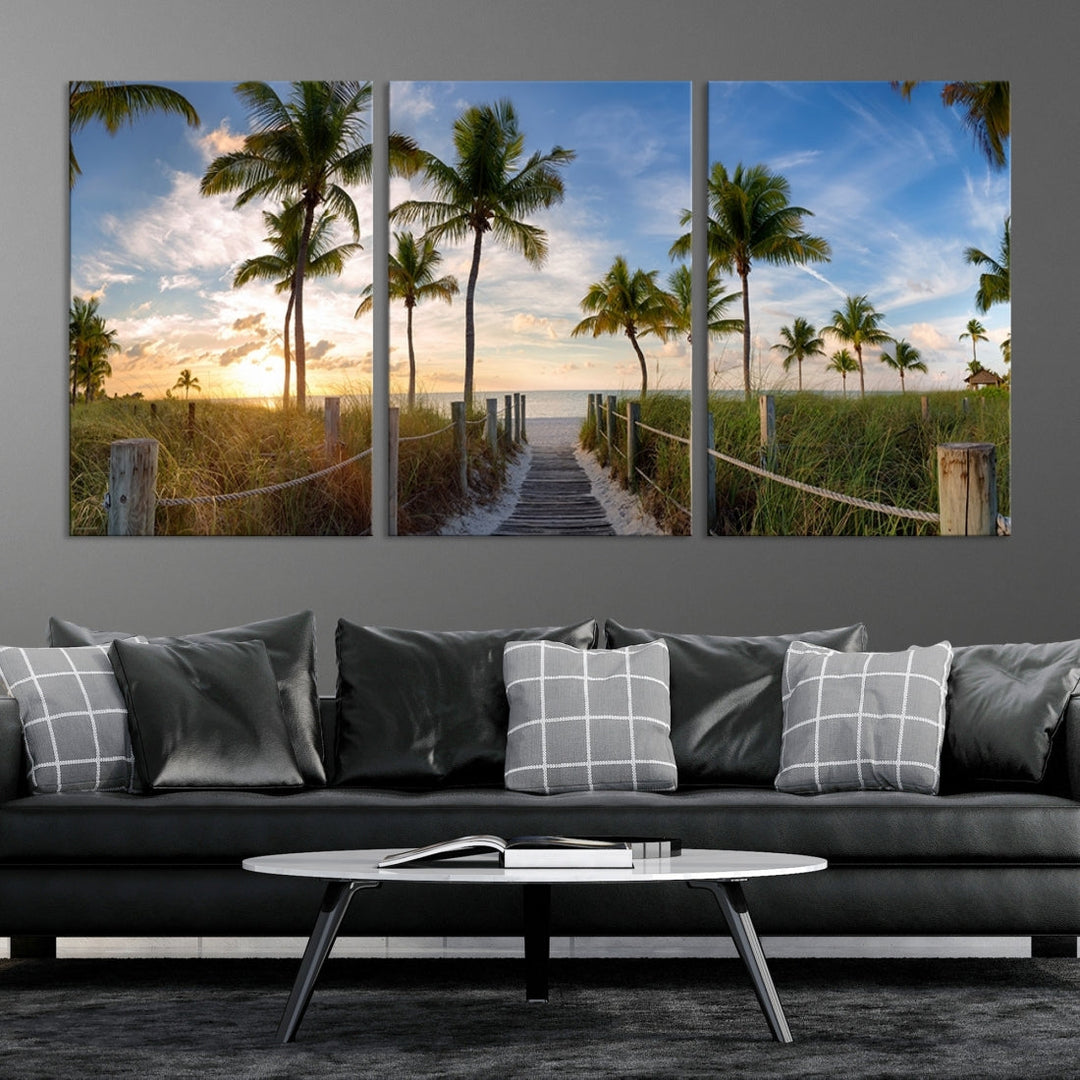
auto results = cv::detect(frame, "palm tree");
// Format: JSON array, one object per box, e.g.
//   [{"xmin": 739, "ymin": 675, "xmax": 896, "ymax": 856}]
[
  {"xmin": 892, "ymin": 81, "xmax": 1010, "ymax": 169},
  {"xmin": 233, "ymin": 205, "xmax": 361, "ymax": 408},
  {"xmin": 201, "ymin": 81, "xmax": 419, "ymax": 410},
  {"xmin": 663, "ymin": 263, "xmax": 742, "ymax": 344},
  {"xmin": 670, "ymin": 162, "xmax": 830, "ymax": 399},
  {"xmin": 879, "ymin": 339, "xmax": 927, "ymax": 393},
  {"xmin": 571, "ymin": 257, "xmax": 676, "ymax": 400},
  {"xmin": 825, "ymin": 348, "xmax": 859, "ymax": 398},
  {"xmin": 959, "ymin": 318, "xmax": 989, "ymax": 369},
  {"xmin": 825, "ymin": 294, "xmax": 892, "ymax": 398},
  {"xmin": 69, "ymin": 81, "xmax": 200, "ymax": 188},
  {"xmin": 390, "ymin": 99, "xmax": 575, "ymax": 407},
  {"xmin": 1000, "ymin": 336, "xmax": 1011, "ymax": 366},
  {"xmin": 966, "ymin": 357, "xmax": 985, "ymax": 376},
  {"xmin": 69, "ymin": 296, "xmax": 120, "ymax": 404},
  {"xmin": 965, "ymin": 217, "xmax": 1011, "ymax": 313},
  {"xmin": 173, "ymin": 369, "xmax": 201, "ymax": 399},
  {"xmin": 355, "ymin": 232, "xmax": 459, "ymax": 410},
  {"xmin": 771, "ymin": 317, "xmax": 825, "ymax": 392}
]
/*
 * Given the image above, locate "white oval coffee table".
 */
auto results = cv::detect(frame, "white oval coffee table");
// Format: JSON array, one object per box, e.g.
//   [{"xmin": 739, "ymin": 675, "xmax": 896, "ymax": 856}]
[{"xmin": 244, "ymin": 847, "xmax": 826, "ymax": 1045}]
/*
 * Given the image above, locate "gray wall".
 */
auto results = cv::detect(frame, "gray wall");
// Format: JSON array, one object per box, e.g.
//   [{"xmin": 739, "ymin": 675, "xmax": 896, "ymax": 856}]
[{"xmin": 0, "ymin": 0, "xmax": 1074, "ymax": 691}]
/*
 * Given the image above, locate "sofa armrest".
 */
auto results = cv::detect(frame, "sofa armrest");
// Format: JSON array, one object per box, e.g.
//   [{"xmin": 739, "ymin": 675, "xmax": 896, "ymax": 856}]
[
  {"xmin": 1066, "ymin": 693, "xmax": 1080, "ymax": 800},
  {"xmin": 0, "ymin": 695, "xmax": 24, "ymax": 802}
]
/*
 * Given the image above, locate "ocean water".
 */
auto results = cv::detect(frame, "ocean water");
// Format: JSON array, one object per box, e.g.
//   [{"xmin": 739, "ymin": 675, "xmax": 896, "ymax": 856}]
[{"xmin": 415, "ymin": 389, "xmax": 692, "ymax": 419}]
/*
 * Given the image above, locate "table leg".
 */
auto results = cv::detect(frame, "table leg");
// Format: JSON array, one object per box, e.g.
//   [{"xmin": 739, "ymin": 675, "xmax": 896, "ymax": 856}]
[
  {"xmin": 277, "ymin": 880, "xmax": 379, "ymax": 1044},
  {"xmin": 688, "ymin": 880, "xmax": 793, "ymax": 1044},
  {"xmin": 523, "ymin": 883, "xmax": 551, "ymax": 1002}
]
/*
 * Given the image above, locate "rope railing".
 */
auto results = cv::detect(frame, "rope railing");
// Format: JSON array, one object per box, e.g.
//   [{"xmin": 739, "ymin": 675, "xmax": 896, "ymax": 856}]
[
  {"xmin": 635, "ymin": 467, "xmax": 691, "ymax": 518},
  {"xmin": 706, "ymin": 446, "xmax": 940, "ymax": 525}
]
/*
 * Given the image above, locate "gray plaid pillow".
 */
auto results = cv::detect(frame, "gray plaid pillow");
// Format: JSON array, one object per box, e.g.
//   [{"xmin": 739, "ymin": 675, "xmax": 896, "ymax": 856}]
[
  {"xmin": 504, "ymin": 639, "xmax": 677, "ymax": 794},
  {"xmin": 776, "ymin": 640, "xmax": 953, "ymax": 795},
  {"xmin": 0, "ymin": 645, "xmax": 138, "ymax": 793}
]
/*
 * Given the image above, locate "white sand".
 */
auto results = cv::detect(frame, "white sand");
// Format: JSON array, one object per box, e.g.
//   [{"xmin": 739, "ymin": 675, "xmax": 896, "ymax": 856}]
[{"xmin": 437, "ymin": 417, "xmax": 665, "ymax": 536}]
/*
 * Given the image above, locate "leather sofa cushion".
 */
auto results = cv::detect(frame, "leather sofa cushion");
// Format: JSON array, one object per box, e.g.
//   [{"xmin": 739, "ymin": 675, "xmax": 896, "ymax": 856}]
[
  {"xmin": 48, "ymin": 612, "xmax": 325, "ymax": 786},
  {"xmin": 3, "ymin": 787, "xmax": 1079, "ymax": 864},
  {"xmin": 109, "ymin": 638, "xmax": 304, "ymax": 790},
  {"xmin": 334, "ymin": 619, "xmax": 599, "ymax": 789},
  {"xmin": 604, "ymin": 620, "xmax": 868, "ymax": 786},
  {"xmin": 944, "ymin": 641, "xmax": 1080, "ymax": 789}
]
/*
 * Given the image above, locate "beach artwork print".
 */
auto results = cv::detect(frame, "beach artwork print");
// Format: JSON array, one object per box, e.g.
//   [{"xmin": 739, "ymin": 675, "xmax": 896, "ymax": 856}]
[
  {"xmin": 385, "ymin": 81, "xmax": 692, "ymax": 536},
  {"xmin": 69, "ymin": 81, "xmax": 375, "ymax": 536},
  {"xmin": 703, "ymin": 80, "xmax": 1010, "ymax": 536}
]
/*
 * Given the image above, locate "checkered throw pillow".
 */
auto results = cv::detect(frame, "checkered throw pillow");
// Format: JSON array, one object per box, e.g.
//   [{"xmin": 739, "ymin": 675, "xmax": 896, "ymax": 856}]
[
  {"xmin": 503, "ymin": 639, "xmax": 677, "ymax": 794},
  {"xmin": 0, "ymin": 645, "xmax": 138, "ymax": 793},
  {"xmin": 776, "ymin": 640, "xmax": 953, "ymax": 795}
]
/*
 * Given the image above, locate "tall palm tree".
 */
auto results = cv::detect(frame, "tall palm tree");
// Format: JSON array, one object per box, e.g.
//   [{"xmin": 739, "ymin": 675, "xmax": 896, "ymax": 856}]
[
  {"xmin": 825, "ymin": 294, "xmax": 892, "ymax": 399},
  {"xmin": 233, "ymin": 206, "xmax": 360, "ymax": 408},
  {"xmin": 571, "ymin": 256, "xmax": 676, "ymax": 400},
  {"xmin": 69, "ymin": 296, "xmax": 119, "ymax": 404},
  {"xmin": 959, "ymin": 318, "xmax": 989, "ymax": 369},
  {"xmin": 965, "ymin": 217, "xmax": 1011, "ymax": 313},
  {"xmin": 670, "ymin": 162, "xmax": 831, "ymax": 400},
  {"xmin": 663, "ymin": 263, "xmax": 742, "ymax": 344},
  {"xmin": 355, "ymin": 231, "xmax": 459, "ymax": 409},
  {"xmin": 771, "ymin": 316, "xmax": 826, "ymax": 392},
  {"xmin": 69, "ymin": 81, "xmax": 200, "ymax": 188},
  {"xmin": 201, "ymin": 81, "xmax": 419, "ymax": 409},
  {"xmin": 879, "ymin": 339, "xmax": 927, "ymax": 393},
  {"xmin": 173, "ymin": 369, "xmax": 201, "ymax": 399},
  {"xmin": 892, "ymin": 81, "xmax": 1010, "ymax": 170},
  {"xmin": 390, "ymin": 99, "xmax": 575, "ymax": 407},
  {"xmin": 826, "ymin": 348, "xmax": 859, "ymax": 398}
]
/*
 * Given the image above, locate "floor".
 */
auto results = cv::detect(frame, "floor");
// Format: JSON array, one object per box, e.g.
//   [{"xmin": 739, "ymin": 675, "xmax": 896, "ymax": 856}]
[{"xmin": 1, "ymin": 935, "xmax": 1043, "ymax": 959}]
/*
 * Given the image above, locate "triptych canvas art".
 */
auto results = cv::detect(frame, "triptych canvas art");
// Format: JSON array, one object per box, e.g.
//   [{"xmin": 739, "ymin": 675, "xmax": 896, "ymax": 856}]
[{"xmin": 69, "ymin": 80, "xmax": 1010, "ymax": 537}]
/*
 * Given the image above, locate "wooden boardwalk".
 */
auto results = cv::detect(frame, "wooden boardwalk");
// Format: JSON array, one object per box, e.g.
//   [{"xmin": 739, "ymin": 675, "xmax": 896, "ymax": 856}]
[{"xmin": 494, "ymin": 445, "xmax": 615, "ymax": 536}]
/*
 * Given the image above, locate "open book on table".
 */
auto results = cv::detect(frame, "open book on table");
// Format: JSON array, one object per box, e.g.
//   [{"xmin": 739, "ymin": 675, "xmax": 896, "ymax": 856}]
[{"xmin": 378, "ymin": 835, "xmax": 635, "ymax": 869}]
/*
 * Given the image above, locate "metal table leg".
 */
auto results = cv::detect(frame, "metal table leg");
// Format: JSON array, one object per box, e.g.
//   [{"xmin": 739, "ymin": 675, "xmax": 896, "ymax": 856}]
[
  {"xmin": 689, "ymin": 879, "xmax": 793, "ymax": 1043},
  {"xmin": 277, "ymin": 880, "xmax": 379, "ymax": 1044},
  {"xmin": 523, "ymin": 883, "xmax": 552, "ymax": 1002}
]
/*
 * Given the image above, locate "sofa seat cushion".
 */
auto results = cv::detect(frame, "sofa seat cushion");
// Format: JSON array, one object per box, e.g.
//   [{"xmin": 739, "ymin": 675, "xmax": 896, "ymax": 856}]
[{"xmin": 2, "ymin": 788, "xmax": 1080, "ymax": 865}]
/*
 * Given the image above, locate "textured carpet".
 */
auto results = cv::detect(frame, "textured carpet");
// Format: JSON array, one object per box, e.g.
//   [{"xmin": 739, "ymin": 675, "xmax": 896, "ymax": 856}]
[{"xmin": 2, "ymin": 956, "xmax": 1080, "ymax": 1079}]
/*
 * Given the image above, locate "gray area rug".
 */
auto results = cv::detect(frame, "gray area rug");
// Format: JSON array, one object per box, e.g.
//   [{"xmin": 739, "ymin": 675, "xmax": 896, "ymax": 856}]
[{"xmin": 2, "ymin": 956, "xmax": 1080, "ymax": 1078}]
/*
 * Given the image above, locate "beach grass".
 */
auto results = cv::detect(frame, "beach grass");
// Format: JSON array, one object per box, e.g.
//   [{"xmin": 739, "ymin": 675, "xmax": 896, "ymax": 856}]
[{"xmin": 581, "ymin": 389, "xmax": 1010, "ymax": 536}]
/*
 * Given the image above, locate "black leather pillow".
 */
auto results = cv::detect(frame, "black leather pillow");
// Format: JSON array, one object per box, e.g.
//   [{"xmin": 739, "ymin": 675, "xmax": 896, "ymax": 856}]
[
  {"xmin": 49, "ymin": 612, "xmax": 325, "ymax": 786},
  {"xmin": 604, "ymin": 620, "xmax": 868, "ymax": 786},
  {"xmin": 108, "ymin": 637, "xmax": 304, "ymax": 791},
  {"xmin": 943, "ymin": 641, "xmax": 1080, "ymax": 788},
  {"xmin": 334, "ymin": 619, "xmax": 599, "ymax": 788}
]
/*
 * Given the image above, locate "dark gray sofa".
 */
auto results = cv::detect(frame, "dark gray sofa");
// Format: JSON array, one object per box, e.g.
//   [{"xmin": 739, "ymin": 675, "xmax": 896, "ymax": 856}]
[{"xmin": 4, "ymin": 692, "xmax": 1080, "ymax": 956}]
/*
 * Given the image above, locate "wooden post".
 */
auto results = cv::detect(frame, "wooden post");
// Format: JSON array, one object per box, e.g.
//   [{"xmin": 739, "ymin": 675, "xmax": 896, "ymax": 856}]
[
  {"xmin": 587, "ymin": 393, "xmax": 595, "ymax": 424},
  {"xmin": 513, "ymin": 393, "xmax": 521, "ymax": 444},
  {"xmin": 486, "ymin": 398, "xmax": 498, "ymax": 455},
  {"xmin": 936, "ymin": 442, "xmax": 997, "ymax": 536},
  {"xmin": 759, "ymin": 394, "xmax": 776, "ymax": 469},
  {"xmin": 504, "ymin": 395, "xmax": 512, "ymax": 448},
  {"xmin": 108, "ymin": 438, "xmax": 158, "ymax": 536},
  {"xmin": 186, "ymin": 401, "xmax": 196, "ymax": 442},
  {"xmin": 606, "ymin": 394, "xmax": 617, "ymax": 476},
  {"xmin": 520, "ymin": 394, "xmax": 527, "ymax": 442},
  {"xmin": 627, "ymin": 401, "xmax": 640, "ymax": 492},
  {"xmin": 920, "ymin": 395, "xmax": 929, "ymax": 422},
  {"xmin": 150, "ymin": 402, "xmax": 158, "ymax": 420},
  {"xmin": 323, "ymin": 396, "xmax": 341, "ymax": 460},
  {"xmin": 452, "ymin": 400, "xmax": 468, "ymax": 493},
  {"xmin": 706, "ymin": 412, "xmax": 718, "ymax": 534},
  {"xmin": 388, "ymin": 407, "xmax": 400, "ymax": 536},
  {"xmin": 962, "ymin": 397, "xmax": 970, "ymax": 415}
]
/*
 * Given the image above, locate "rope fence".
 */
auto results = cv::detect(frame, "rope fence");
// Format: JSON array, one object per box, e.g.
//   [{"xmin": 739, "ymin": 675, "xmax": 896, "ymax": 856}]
[{"xmin": 586, "ymin": 392, "xmax": 1008, "ymax": 537}]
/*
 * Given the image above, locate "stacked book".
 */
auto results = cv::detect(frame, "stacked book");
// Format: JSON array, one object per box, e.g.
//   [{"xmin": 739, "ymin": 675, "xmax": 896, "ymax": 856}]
[{"xmin": 378, "ymin": 835, "xmax": 681, "ymax": 869}]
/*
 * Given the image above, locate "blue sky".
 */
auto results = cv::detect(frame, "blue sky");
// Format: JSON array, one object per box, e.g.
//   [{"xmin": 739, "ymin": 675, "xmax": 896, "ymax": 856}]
[
  {"xmin": 70, "ymin": 80, "xmax": 1008, "ymax": 400},
  {"xmin": 707, "ymin": 82, "xmax": 1010, "ymax": 393},
  {"xmin": 70, "ymin": 81, "xmax": 374, "ymax": 399},
  {"xmin": 389, "ymin": 80, "xmax": 692, "ymax": 396}
]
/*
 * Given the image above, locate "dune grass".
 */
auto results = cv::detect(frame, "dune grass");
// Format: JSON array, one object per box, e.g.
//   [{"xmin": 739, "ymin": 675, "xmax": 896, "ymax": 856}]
[
  {"xmin": 581, "ymin": 389, "xmax": 1010, "ymax": 536},
  {"xmin": 70, "ymin": 395, "xmax": 375, "ymax": 536}
]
